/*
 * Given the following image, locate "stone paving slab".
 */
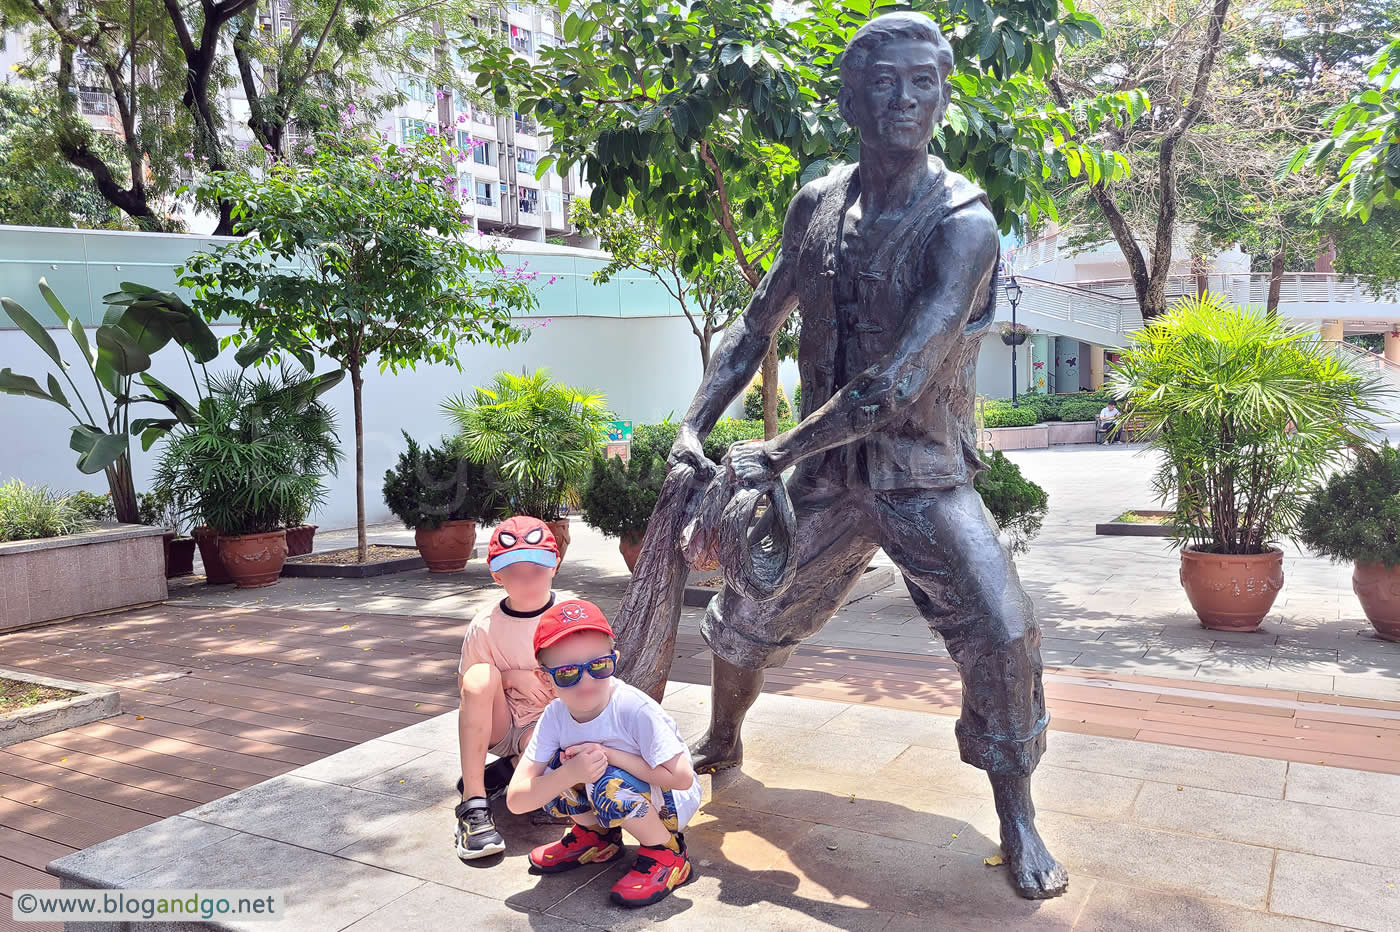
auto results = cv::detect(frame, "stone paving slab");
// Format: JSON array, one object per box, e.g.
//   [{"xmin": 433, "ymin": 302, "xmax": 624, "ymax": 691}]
[{"xmin": 47, "ymin": 685, "xmax": 1393, "ymax": 930}]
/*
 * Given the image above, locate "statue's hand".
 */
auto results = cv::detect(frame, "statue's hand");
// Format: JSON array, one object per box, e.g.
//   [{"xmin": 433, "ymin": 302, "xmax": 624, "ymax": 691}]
[
  {"xmin": 723, "ymin": 440, "xmax": 778, "ymax": 486},
  {"xmin": 668, "ymin": 425, "xmax": 716, "ymax": 479}
]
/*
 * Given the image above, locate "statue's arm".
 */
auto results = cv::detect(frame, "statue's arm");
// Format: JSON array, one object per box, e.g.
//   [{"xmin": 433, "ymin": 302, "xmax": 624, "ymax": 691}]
[
  {"xmin": 765, "ymin": 203, "xmax": 999, "ymax": 473},
  {"xmin": 674, "ymin": 186, "xmax": 814, "ymax": 444}
]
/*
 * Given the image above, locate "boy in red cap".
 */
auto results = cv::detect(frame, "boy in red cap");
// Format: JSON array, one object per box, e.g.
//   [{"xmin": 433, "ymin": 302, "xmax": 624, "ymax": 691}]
[
  {"xmin": 506, "ymin": 599, "xmax": 702, "ymax": 908},
  {"xmin": 454, "ymin": 516, "xmax": 566, "ymax": 861}
]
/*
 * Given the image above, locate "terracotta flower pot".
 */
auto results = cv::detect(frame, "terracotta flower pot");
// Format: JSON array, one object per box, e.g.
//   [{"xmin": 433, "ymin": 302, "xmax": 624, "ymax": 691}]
[
  {"xmin": 415, "ymin": 520, "xmax": 477, "ymax": 573},
  {"xmin": 1179, "ymin": 545, "xmax": 1284, "ymax": 632},
  {"xmin": 192, "ymin": 526, "xmax": 233, "ymax": 585},
  {"xmin": 217, "ymin": 529, "xmax": 288, "ymax": 589},
  {"xmin": 620, "ymin": 531, "xmax": 645, "ymax": 573},
  {"xmin": 285, "ymin": 524, "xmax": 318, "ymax": 557},
  {"xmin": 548, "ymin": 518, "xmax": 571, "ymax": 565},
  {"xmin": 166, "ymin": 536, "xmax": 196, "ymax": 578},
  {"xmin": 1351, "ymin": 562, "xmax": 1400, "ymax": 642}
]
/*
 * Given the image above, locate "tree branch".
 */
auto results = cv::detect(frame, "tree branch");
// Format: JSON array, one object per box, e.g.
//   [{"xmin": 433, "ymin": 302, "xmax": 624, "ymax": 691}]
[{"xmin": 697, "ymin": 138, "xmax": 759, "ymax": 287}]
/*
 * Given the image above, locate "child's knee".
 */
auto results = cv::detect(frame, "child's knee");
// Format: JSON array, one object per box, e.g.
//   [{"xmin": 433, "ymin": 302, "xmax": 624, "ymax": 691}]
[
  {"xmin": 459, "ymin": 662, "xmax": 500, "ymax": 699},
  {"xmin": 589, "ymin": 766, "xmax": 656, "ymax": 827}
]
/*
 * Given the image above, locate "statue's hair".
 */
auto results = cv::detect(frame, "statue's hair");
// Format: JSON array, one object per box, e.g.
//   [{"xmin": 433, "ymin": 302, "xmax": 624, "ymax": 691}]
[{"xmin": 839, "ymin": 12, "xmax": 954, "ymax": 88}]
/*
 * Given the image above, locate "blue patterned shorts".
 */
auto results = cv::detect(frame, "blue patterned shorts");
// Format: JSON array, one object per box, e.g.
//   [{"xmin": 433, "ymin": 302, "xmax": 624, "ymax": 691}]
[{"xmin": 542, "ymin": 750, "xmax": 680, "ymax": 832}]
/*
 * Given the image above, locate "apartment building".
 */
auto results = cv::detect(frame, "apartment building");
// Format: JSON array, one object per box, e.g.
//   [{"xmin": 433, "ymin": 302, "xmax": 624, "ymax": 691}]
[{"xmin": 1, "ymin": 1, "xmax": 588, "ymax": 244}]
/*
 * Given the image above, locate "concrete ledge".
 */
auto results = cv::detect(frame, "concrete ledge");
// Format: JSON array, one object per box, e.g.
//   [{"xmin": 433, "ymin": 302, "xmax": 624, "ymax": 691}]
[
  {"xmin": 983, "ymin": 424, "xmax": 1048, "ymax": 451},
  {"xmin": 1047, "ymin": 420, "xmax": 1097, "ymax": 445},
  {"xmin": 0, "ymin": 523, "xmax": 167, "ymax": 632},
  {"xmin": 1096, "ymin": 510, "xmax": 1174, "ymax": 537},
  {"xmin": 0, "ymin": 667, "xmax": 120, "ymax": 748}
]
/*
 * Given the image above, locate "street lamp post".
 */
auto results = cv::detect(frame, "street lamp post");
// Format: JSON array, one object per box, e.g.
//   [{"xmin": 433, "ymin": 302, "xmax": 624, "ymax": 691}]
[{"xmin": 1005, "ymin": 274, "xmax": 1023, "ymax": 408}]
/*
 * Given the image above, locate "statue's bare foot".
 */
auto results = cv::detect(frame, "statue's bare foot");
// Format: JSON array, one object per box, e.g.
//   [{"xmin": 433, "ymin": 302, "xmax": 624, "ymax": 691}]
[
  {"xmin": 1000, "ymin": 817, "xmax": 1068, "ymax": 899},
  {"xmin": 690, "ymin": 729, "xmax": 743, "ymax": 774}
]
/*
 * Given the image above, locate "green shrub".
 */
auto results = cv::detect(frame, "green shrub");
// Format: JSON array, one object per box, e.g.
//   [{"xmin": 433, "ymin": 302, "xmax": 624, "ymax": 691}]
[
  {"xmin": 1058, "ymin": 400, "xmax": 1103, "ymax": 422},
  {"xmin": 382, "ymin": 432, "xmax": 496, "ymax": 531},
  {"xmin": 974, "ymin": 451, "xmax": 1048, "ymax": 555},
  {"xmin": 982, "ymin": 404, "xmax": 1039, "ymax": 428},
  {"xmin": 1299, "ymin": 444, "xmax": 1400, "ymax": 567},
  {"xmin": 1019, "ymin": 394, "xmax": 1059, "ymax": 422},
  {"xmin": 580, "ymin": 451, "xmax": 664, "ymax": 539},
  {"xmin": 152, "ymin": 389, "xmax": 329, "ymax": 537},
  {"xmin": 0, "ymin": 481, "xmax": 93, "ymax": 542},
  {"xmin": 703, "ymin": 418, "xmax": 795, "ymax": 461},
  {"xmin": 68, "ymin": 491, "xmax": 116, "ymax": 523},
  {"xmin": 792, "ymin": 383, "xmax": 802, "ymax": 413},
  {"xmin": 743, "ymin": 381, "xmax": 790, "ymax": 420},
  {"xmin": 633, "ymin": 420, "xmax": 679, "ymax": 464}
]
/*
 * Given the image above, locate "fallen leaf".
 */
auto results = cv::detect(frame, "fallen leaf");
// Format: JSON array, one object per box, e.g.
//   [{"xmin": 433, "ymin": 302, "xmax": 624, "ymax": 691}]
[
  {"xmin": 135, "ymin": 715, "xmax": 144, "ymax": 720},
  {"xmin": 1176, "ymin": 786, "xmax": 1183, "ymax": 791},
  {"xmin": 848, "ymin": 793, "xmax": 856, "ymax": 804},
  {"xmin": 984, "ymin": 855, "xmax": 1004, "ymax": 867},
  {"xmin": 951, "ymin": 833, "xmax": 958, "ymax": 839},
  {"xmin": 826, "ymin": 844, "xmax": 839, "ymax": 851}
]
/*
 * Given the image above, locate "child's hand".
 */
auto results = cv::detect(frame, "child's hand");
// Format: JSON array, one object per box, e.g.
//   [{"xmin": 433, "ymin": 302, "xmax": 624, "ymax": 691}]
[
  {"xmin": 562, "ymin": 743, "xmax": 607, "ymax": 783},
  {"xmin": 501, "ymin": 669, "xmax": 555, "ymax": 707}
]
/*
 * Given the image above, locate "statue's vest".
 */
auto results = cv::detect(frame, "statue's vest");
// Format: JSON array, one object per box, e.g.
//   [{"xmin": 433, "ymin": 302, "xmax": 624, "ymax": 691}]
[{"xmin": 792, "ymin": 157, "xmax": 997, "ymax": 492}]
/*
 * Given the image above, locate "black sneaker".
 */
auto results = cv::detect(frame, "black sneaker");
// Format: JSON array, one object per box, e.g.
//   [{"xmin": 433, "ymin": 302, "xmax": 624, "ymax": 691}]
[
  {"xmin": 456, "ymin": 757, "xmax": 515, "ymax": 801},
  {"xmin": 455, "ymin": 797, "xmax": 505, "ymax": 861}
]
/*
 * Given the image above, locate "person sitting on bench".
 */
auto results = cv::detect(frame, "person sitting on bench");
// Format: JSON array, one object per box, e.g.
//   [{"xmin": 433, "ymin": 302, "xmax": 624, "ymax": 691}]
[{"xmin": 1096, "ymin": 400, "xmax": 1125, "ymax": 444}]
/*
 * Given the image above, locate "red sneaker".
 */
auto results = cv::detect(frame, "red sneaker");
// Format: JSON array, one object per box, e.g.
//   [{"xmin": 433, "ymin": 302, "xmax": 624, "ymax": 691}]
[
  {"xmin": 527, "ymin": 824, "xmax": 623, "ymax": 873},
  {"xmin": 609, "ymin": 837, "xmax": 694, "ymax": 908}
]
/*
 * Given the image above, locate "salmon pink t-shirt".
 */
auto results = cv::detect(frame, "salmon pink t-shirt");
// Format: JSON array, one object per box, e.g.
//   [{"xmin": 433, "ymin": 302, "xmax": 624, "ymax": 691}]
[{"xmin": 458, "ymin": 591, "xmax": 568, "ymax": 729}]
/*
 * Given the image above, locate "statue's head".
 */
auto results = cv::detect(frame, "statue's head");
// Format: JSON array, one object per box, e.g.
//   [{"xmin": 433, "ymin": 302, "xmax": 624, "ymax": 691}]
[{"xmin": 838, "ymin": 12, "xmax": 953, "ymax": 156}]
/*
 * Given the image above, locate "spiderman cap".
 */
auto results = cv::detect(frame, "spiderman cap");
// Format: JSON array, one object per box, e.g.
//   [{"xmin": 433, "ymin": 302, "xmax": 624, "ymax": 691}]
[{"xmin": 487, "ymin": 516, "xmax": 560, "ymax": 572}]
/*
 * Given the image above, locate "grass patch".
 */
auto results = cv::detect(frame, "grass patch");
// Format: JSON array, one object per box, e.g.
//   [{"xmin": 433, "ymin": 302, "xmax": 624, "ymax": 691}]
[
  {"xmin": 1114, "ymin": 510, "xmax": 1169, "ymax": 525},
  {"xmin": 0, "ymin": 676, "xmax": 80, "ymax": 714}
]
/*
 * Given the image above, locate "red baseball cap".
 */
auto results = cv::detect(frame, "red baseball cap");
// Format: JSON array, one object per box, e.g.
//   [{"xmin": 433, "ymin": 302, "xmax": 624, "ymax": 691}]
[
  {"xmin": 533, "ymin": 599, "xmax": 615, "ymax": 654},
  {"xmin": 488, "ymin": 516, "xmax": 559, "ymax": 572}
]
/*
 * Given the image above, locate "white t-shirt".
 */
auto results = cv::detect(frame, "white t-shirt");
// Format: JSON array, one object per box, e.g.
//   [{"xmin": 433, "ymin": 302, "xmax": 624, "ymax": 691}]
[
  {"xmin": 1099, "ymin": 406, "xmax": 1120, "ymax": 420},
  {"xmin": 522, "ymin": 680, "xmax": 704, "ymax": 830}
]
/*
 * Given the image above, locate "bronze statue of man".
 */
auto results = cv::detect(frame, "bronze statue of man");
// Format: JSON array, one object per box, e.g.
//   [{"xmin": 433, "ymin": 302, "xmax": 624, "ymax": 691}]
[{"xmin": 665, "ymin": 11, "xmax": 1068, "ymax": 899}]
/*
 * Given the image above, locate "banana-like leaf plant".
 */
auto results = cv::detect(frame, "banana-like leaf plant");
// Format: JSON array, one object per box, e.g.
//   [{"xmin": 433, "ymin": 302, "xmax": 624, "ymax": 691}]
[{"xmin": 0, "ymin": 278, "xmax": 217, "ymax": 523}]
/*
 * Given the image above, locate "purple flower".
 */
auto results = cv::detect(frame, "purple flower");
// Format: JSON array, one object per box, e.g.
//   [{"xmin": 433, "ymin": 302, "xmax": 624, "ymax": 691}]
[
  {"xmin": 390, "ymin": 171, "xmax": 400, "ymax": 179},
  {"xmin": 436, "ymin": 89, "xmax": 445, "ymax": 100},
  {"xmin": 183, "ymin": 151, "xmax": 193, "ymax": 159},
  {"xmin": 346, "ymin": 103, "xmax": 356, "ymax": 116},
  {"xmin": 426, "ymin": 125, "xmax": 438, "ymax": 135},
  {"xmin": 547, "ymin": 275, "xmax": 557, "ymax": 285},
  {"xmin": 302, "ymin": 145, "xmax": 314, "ymax": 154},
  {"xmin": 319, "ymin": 103, "xmax": 328, "ymax": 109},
  {"xmin": 457, "ymin": 114, "xmax": 466, "ymax": 124}
]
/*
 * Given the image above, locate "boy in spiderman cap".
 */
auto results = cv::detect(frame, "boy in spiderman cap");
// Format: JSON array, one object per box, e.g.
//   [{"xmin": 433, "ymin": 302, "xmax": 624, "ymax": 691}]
[
  {"xmin": 507, "ymin": 599, "xmax": 702, "ymax": 908},
  {"xmin": 454, "ymin": 516, "xmax": 569, "ymax": 861}
]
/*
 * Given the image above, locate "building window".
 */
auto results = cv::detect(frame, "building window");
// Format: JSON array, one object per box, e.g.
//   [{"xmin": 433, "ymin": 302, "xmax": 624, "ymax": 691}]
[
  {"xmin": 475, "ymin": 181, "xmax": 494, "ymax": 206},
  {"xmin": 514, "ymin": 110, "xmax": 537, "ymax": 135},
  {"xmin": 536, "ymin": 32, "xmax": 555, "ymax": 50},
  {"xmin": 399, "ymin": 74, "xmax": 432, "ymax": 104},
  {"xmin": 399, "ymin": 117, "xmax": 429, "ymax": 142},
  {"xmin": 510, "ymin": 25, "xmax": 532, "ymax": 54},
  {"xmin": 544, "ymin": 190, "xmax": 563, "ymax": 215},
  {"xmin": 498, "ymin": 19, "xmax": 509, "ymax": 35},
  {"xmin": 457, "ymin": 130, "xmax": 474, "ymax": 153},
  {"xmin": 78, "ymin": 87, "xmax": 113, "ymax": 116},
  {"xmin": 508, "ymin": 1, "xmax": 535, "ymax": 12},
  {"xmin": 472, "ymin": 141, "xmax": 495, "ymax": 166},
  {"xmin": 516, "ymin": 147, "xmax": 537, "ymax": 174},
  {"xmin": 519, "ymin": 186, "xmax": 539, "ymax": 213},
  {"xmin": 459, "ymin": 171, "xmax": 474, "ymax": 201}
]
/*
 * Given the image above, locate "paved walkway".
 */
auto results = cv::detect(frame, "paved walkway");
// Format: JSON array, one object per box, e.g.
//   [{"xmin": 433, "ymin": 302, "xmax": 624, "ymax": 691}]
[{"xmin": 43, "ymin": 685, "xmax": 1400, "ymax": 931}]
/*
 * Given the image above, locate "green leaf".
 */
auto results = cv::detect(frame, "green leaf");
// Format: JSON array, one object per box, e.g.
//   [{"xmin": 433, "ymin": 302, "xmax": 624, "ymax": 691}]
[
  {"xmin": 1, "ymin": 297, "xmax": 64, "ymax": 370},
  {"xmin": 45, "ymin": 373, "xmax": 68, "ymax": 408},
  {"xmin": 741, "ymin": 44, "xmax": 761, "ymax": 67},
  {"xmin": 0, "ymin": 367, "xmax": 62, "ymax": 406},
  {"xmin": 234, "ymin": 330, "xmax": 278, "ymax": 369},
  {"xmin": 70, "ymin": 426, "xmax": 128, "ymax": 474},
  {"xmin": 95, "ymin": 325, "xmax": 153, "ymax": 376},
  {"xmin": 40, "ymin": 279, "xmax": 96, "ymax": 368},
  {"xmin": 720, "ymin": 44, "xmax": 741, "ymax": 66}
]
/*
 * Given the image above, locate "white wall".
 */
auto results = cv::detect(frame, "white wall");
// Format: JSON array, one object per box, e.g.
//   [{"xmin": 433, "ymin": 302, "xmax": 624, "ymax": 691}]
[
  {"xmin": 974, "ymin": 334, "xmax": 1032, "ymax": 399},
  {"xmin": 1, "ymin": 316, "xmax": 737, "ymax": 531}
]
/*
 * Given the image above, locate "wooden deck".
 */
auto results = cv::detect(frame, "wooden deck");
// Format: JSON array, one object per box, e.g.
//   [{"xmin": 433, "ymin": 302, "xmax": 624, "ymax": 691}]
[{"xmin": 2, "ymin": 603, "xmax": 1399, "ymax": 929}]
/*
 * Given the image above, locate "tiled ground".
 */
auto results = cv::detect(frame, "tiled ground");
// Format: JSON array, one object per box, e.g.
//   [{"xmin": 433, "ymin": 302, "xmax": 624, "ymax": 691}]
[{"xmin": 45, "ymin": 687, "xmax": 1400, "ymax": 931}]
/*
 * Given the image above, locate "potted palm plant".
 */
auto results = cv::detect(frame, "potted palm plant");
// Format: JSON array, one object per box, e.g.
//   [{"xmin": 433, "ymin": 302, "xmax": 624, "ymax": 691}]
[
  {"xmin": 442, "ymin": 368, "xmax": 611, "ymax": 563},
  {"xmin": 580, "ymin": 450, "xmax": 664, "ymax": 572},
  {"xmin": 1299, "ymin": 444, "xmax": 1400, "ymax": 641},
  {"xmin": 1111, "ymin": 293, "xmax": 1389, "ymax": 632},
  {"xmin": 382, "ymin": 432, "xmax": 496, "ymax": 572},
  {"xmin": 153, "ymin": 379, "xmax": 328, "ymax": 588}
]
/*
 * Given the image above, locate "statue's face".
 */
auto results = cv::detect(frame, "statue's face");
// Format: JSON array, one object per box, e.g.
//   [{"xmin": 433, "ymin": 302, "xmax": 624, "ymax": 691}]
[{"xmin": 840, "ymin": 38, "xmax": 948, "ymax": 154}]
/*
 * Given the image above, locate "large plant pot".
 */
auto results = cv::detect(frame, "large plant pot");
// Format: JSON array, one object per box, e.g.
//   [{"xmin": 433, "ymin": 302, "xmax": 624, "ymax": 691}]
[
  {"xmin": 548, "ymin": 519, "xmax": 571, "ymax": 565},
  {"xmin": 285, "ymin": 524, "xmax": 318, "ymax": 557},
  {"xmin": 1351, "ymin": 562, "xmax": 1400, "ymax": 642},
  {"xmin": 1179, "ymin": 546, "xmax": 1284, "ymax": 632},
  {"xmin": 217, "ymin": 530, "xmax": 287, "ymax": 589},
  {"xmin": 192, "ymin": 526, "xmax": 233, "ymax": 585},
  {"xmin": 620, "ymin": 532, "xmax": 645, "ymax": 573},
  {"xmin": 1001, "ymin": 332, "xmax": 1028, "ymax": 346},
  {"xmin": 166, "ymin": 536, "xmax": 196, "ymax": 578},
  {"xmin": 415, "ymin": 520, "xmax": 477, "ymax": 573}
]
